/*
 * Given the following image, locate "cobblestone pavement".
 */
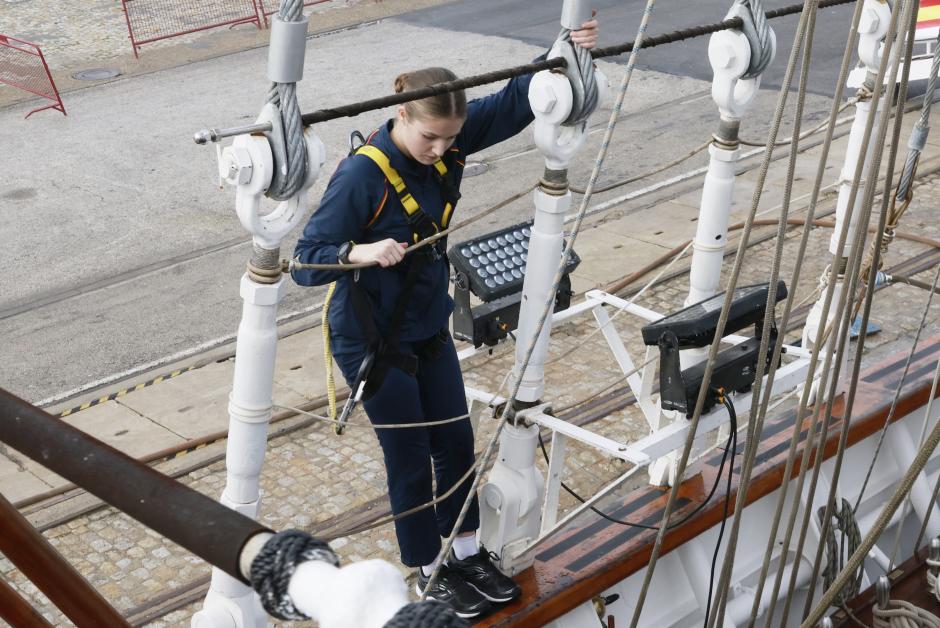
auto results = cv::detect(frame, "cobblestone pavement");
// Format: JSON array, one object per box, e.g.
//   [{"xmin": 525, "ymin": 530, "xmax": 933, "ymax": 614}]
[{"xmin": 3, "ymin": 168, "xmax": 939, "ymax": 626}]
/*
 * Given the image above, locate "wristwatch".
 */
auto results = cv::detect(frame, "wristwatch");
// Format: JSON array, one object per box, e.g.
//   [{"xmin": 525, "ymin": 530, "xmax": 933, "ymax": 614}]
[{"xmin": 337, "ymin": 241, "xmax": 355, "ymax": 265}]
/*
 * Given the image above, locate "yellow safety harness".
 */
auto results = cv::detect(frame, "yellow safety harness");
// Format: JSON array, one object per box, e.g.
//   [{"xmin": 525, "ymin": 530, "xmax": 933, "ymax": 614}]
[{"xmin": 323, "ymin": 142, "xmax": 461, "ymax": 433}]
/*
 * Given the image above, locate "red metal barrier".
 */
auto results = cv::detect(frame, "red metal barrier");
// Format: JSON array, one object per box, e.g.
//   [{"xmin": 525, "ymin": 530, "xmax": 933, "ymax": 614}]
[
  {"xmin": 120, "ymin": 0, "xmax": 263, "ymax": 57},
  {"xmin": 0, "ymin": 35, "xmax": 66, "ymax": 119},
  {"xmin": 257, "ymin": 0, "xmax": 332, "ymax": 28}
]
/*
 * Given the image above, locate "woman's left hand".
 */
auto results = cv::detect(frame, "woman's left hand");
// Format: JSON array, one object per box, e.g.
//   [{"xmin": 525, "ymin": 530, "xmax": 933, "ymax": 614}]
[{"xmin": 571, "ymin": 14, "xmax": 599, "ymax": 50}]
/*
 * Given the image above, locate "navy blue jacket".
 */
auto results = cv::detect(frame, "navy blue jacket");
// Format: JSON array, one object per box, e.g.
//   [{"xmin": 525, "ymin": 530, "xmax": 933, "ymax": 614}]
[{"xmin": 292, "ymin": 69, "xmax": 538, "ymax": 344}]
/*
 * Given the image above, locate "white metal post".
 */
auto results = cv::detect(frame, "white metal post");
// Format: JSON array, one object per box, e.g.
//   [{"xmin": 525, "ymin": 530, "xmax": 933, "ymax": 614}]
[{"xmin": 193, "ymin": 110, "xmax": 324, "ymax": 627}]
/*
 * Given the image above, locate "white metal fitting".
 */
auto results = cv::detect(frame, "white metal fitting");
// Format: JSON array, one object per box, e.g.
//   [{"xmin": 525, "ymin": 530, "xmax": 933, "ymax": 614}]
[
  {"xmin": 858, "ymin": 0, "xmax": 891, "ymax": 70},
  {"xmin": 709, "ymin": 29, "xmax": 761, "ymax": 120},
  {"xmin": 222, "ymin": 104, "xmax": 326, "ymax": 250},
  {"xmin": 529, "ymin": 71, "xmax": 589, "ymax": 170}
]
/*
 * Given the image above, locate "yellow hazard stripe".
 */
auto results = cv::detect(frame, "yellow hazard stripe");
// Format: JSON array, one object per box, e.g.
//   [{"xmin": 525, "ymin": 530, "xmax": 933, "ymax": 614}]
[{"xmin": 57, "ymin": 365, "xmax": 196, "ymax": 418}]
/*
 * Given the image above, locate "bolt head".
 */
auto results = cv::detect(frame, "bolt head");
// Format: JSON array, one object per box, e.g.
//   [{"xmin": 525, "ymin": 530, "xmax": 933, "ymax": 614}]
[
  {"xmin": 714, "ymin": 44, "xmax": 736, "ymax": 69},
  {"xmin": 858, "ymin": 8, "xmax": 879, "ymax": 34},
  {"xmin": 530, "ymin": 82, "xmax": 557, "ymax": 114}
]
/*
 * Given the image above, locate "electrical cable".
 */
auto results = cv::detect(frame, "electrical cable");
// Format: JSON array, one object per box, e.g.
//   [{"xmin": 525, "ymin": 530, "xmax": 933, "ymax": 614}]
[
  {"xmin": 704, "ymin": 393, "xmax": 737, "ymax": 628},
  {"xmin": 535, "ymin": 409, "xmax": 734, "ymax": 531}
]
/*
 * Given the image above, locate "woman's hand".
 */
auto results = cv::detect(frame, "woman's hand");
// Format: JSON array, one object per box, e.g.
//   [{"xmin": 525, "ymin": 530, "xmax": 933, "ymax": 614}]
[
  {"xmin": 347, "ymin": 239, "xmax": 409, "ymax": 267},
  {"xmin": 571, "ymin": 13, "xmax": 599, "ymax": 50}
]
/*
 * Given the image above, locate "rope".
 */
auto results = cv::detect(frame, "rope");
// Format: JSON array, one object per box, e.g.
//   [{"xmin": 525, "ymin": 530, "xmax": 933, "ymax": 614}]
[
  {"xmin": 927, "ymin": 555, "xmax": 940, "ymax": 602},
  {"xmin": 265, "ymin": 0, "xmax": 309, "ymax": 201},
  {"xmin": 274, "ymin": 403, "xmax": 473, "ymax": 429},
  {"xmin": 294, "ymin": 0, "xmax": 854, "ymax": 127},
  {"xmin": 248, "ymin": 529, "xmax": 339, "ymax": 621},
  {"xmin": 873, "ymin": 600, "xmax": 940, "ymax": 628},
  {"xmin": 422, "ymin": 0, "xmax": 663, "ymax": 605},
  {"xmin": 798, "ymin": 2, "xmax": 919, "ymax": 620},
  {"xmin": 818, "ymin": 498, "xmax": 863, "ymax": 606},
  {"xmin": 288, "ymin": 185, "xmax": 534, "ymax": 272},
  {"xmin": 382, "ymin": 601, "xmax": 470, "ymax": 628},
  {"xmin": 708, "ymin": 4, "xmax": 820, "ymax": 623}
]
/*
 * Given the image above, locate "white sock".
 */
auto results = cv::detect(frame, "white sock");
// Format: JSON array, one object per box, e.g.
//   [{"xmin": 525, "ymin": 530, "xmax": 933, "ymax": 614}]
[
  {"xmin": 452, "ymin": 534, "xmax": 479, "ymax": 560},
  {"xmin": 421, "ymin": 555, "xmax": 443, "ymax": 577}
]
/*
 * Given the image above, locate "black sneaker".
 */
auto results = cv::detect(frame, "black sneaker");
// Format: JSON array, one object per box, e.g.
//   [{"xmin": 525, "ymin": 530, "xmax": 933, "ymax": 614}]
[
  {"xmin": 447, "ymin": 547, "xmax": 522, "ymax": 603},
  {"xmin": 415, "ymin": 564, "xmax": 491, "ymax": 619}
]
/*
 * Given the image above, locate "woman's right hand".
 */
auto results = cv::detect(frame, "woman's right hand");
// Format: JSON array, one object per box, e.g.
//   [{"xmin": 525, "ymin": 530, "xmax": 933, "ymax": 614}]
[{"xmin": 347, "ymin": 239, "xmax": 409, "ymax": 267}]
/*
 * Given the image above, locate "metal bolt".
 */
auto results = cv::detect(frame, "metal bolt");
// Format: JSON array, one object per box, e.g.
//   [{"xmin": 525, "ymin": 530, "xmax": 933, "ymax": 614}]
[
  {"xmin": 858, "ymin": 8, "xmax": 880, "ymax": 35},
  {"xmin": 530, "ymin": 83, "xmax": 557, "ymax": 114}
]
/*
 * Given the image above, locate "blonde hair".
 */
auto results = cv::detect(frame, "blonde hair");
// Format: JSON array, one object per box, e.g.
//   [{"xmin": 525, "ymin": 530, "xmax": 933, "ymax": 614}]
[{"xmin": 394, "ymin": 67, "xmax": 467, "ymax": 121}]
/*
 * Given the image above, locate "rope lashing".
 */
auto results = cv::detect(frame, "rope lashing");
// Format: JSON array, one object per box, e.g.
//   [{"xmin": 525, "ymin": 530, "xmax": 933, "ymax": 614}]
[
  {"xmin": 249, "ymin": 529, "xmax": 340, "ymax": 621},
  {"xmin": 265, "ymin": 0, "xmax": 309, "ymax": 201},
  {"xmin": 818, "ymin": 498, "xmax": 862, "ymax": 606},
  {"xmin": 556, "ymin": 26, "xmax": 599, "ymax": 126},
  {"xmin": 873, "ymin": 583, "xmax": 940, "ymax": 628},
  {"xmin": 727, "ymin": 0, "xmax": 776, "ymax": 78},
  {"xmin": 926, "ymin": 539, "xmax": 940, "ymax": 602},
  {"xmin": 381, "ymin": 601, "xmax": 470, "ymax": 628}
]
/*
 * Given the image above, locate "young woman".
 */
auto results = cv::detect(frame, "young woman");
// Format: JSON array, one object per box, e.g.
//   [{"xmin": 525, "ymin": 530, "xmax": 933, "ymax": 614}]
[{"xmin": 292, "ymin": 19, "xmax": 598, "ymax": 618}]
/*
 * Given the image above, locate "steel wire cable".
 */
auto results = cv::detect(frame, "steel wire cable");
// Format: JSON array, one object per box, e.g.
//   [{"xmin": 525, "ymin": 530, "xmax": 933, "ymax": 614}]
[
  {"xmin": 708, "ymin": 4, "xmax": 820, "ymax": 623},
  {"xmin": 420, "ymin": 0, "xmax": 662, "ymax": 603},
  {"xmin": 796, "ymin": 3, "xmax": 918, "ymax": 620},
  {"xmin": 558, "ymin": 26, "xmax": 599, "ymax": 126},
  {"xmin": 759, "ymin": 0, "xmax": 909, "ymax": 621},
  {"xmin": 265, "ymin": 0, "xmax": 308, "ymax": 201},
  {"xmin": 913, "ymin": 336, "xmax": 940, "ymax": 553}
]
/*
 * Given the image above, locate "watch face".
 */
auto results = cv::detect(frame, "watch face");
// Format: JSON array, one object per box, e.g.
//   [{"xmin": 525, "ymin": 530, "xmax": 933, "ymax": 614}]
[{"xmin": 338, "ymin": 242, "xmax": 352, "ymax": 263}]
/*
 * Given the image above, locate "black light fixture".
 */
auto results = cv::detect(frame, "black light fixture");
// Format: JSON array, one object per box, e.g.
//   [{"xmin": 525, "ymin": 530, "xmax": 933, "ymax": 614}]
[
  {"xmin": 448, "ymin": 220, "xmax": 581, "ymax": 348},
  {"xmin": 641, "ymin": 281, "xmax": 787, "ymax": 416}
]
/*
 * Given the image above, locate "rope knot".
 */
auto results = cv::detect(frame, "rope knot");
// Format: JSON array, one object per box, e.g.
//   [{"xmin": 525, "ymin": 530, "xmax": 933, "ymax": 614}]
[
  {"xmin": 249, "ymin": 529, "xmax": 340, "ymax": 621},
  {"xmin": 382, "ymin": 600, "xmax": 471, "ymax": 628}
]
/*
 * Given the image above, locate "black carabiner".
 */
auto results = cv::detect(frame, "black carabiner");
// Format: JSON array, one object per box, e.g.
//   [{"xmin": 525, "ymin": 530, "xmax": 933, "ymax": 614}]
[{"xmin": 335, "ymin": 349, "xmax": 376, "ymax": 435}]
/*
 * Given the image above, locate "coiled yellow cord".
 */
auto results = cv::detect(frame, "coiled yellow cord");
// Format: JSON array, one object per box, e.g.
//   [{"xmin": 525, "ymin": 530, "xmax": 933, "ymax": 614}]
[{"xmin": 322, "ymin": 282, "xmax": 338, "ymax": 425}]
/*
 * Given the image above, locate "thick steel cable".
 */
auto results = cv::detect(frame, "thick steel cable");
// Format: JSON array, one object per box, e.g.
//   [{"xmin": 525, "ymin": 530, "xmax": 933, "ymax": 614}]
[
  {"xmin": 761, "ymin": 1, "xmax": 906, "ymax": 621},
  {"xmin": 559, "ymin": 27, "xmax": 599, "ymax": 126},
  {"xmin": 803, "ymin": 356, "xmax": 940, "ymax": 627},
  {"xmin": 896, "ymin": 31, "xmax": 940, "ymax": 203},
  {"xmin": 421, "ymin": 0, "xmax": 662, "ymax": 604},
  {"xmin": 632, "ymin": 1, "xmax": 820, "ymax": 623},
  {"xmin": 737, "ymin": 0, "xmax": 776, "ymax": 78},
  {"xmin": 708, "ymin": 3, "xmax": 819, "ymax": 625},
  {"xmin": 266, "ymin": 0, "xmax": 309, "ymax": 201},
  {"xmin": 797, "ymin": 3, "xmax": 917, "ymax": 619},
  {"xmin": 744, "ymin": 2, "xmax": 865, "ymax": 621}
]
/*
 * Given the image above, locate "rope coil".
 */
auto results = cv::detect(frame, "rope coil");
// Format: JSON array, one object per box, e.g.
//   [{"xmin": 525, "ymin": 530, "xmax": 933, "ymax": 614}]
[
  {"xmin": 381, "ymin": 601, "xmax": 470, "ymax": 628},
  {"xmin": 249, "ymin": 529, "xmax": 339, "ymax": 621}
]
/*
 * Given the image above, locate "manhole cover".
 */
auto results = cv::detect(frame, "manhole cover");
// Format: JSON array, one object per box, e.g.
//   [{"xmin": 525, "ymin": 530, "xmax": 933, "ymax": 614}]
[
  {"xmin": 72, "ymin": 68, "xmax": 122, "ymax": 81},
  {"xmin": 463, "ymin": 161, "xmax": 489, "ymax": 178}
]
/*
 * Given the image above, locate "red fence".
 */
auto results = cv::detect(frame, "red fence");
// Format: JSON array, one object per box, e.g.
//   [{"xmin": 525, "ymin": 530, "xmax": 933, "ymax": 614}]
[
  {"xmin": 120, "ymin": 0, "xmax": 263, "ymax": 57},
  {"xmin": 257, "ymin": 0, "xmax": 331, "ymax": 27},
  {"xmin": 0, "ymin": 35, "xmax": 66, "ymax": 119}
]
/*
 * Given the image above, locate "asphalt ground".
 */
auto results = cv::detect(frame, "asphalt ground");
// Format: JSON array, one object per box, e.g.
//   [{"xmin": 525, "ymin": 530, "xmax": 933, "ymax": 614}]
[{"xmin": 0, "ymin": 0, "xmax": 898, "ymax": 406}]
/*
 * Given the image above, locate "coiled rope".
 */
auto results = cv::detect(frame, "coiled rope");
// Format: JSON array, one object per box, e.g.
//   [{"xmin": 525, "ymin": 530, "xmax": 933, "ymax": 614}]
[
  {"xmin": 818, "ymin": 498, "xmax": 863, "ymax": 606},
  {"xmin": 265, "ymin": 0, "xmax": 308, "ymax": 201},
  {"xmin": 382, "ymin": 601, "xmax": 469, "ymax": 628},
  {"xmin": 249, "ymin": 529, "xmax": 339, "ymax": 621},
  {"xmin": 873, "ymin": 600, "xmax": 940, "ymax": 628}
]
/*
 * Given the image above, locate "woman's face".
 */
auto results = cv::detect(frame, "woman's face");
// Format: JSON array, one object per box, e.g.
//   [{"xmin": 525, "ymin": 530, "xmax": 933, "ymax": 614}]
[{"xmin": 395, "ymin": 107, "xmax": 465, "ymax": 165}]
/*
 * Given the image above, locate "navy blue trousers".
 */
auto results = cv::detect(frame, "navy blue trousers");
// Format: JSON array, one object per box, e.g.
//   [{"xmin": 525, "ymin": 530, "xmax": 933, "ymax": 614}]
[{"xmin": 332, "ymin": 331, "xmax": 481, "ymax": 567}]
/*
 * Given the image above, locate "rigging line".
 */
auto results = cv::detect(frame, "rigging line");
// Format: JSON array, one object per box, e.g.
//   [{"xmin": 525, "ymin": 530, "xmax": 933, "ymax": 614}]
[
  {"xmin": 913, "ymin": 333, "xmax": 940, "ymax": 553},
  {"xmin": 850, "ymin": 124, "xmax": 940, "ymax": 520},
  {"xmin": 422, "ymin": 0, "xmax": 664, "ymax": 604},
  {"xmin": 544, "ymin": 241, "xmax": 694, "ymax": 368},
  {"xmin": 290, "ymin": 0, "xmax": 855, "ymax": 128},
  {"xmin": 630, "ymin": 1, "xmax": 824, "ymax": 621},
  {"xmin": 272, "ymin": 404, "xmax": 473, "ymax": 429},
  {"xmin": 802, "ymin": 355, "xmax": 940, "ymax": 627},
  {"xmin": 710, "ymin": 3, "xmax": 820, "ymax": 624},
  {"xmin": 762, "ymin": 0, "xmax": 906, "ymax": 621},
  {"xmin": 747, "ymin": 2, "xmax": 870, "ymax": 620},
  {"xmin": 549, "ymin": 355, "xmax": 658, "ymax": 416},
  {"xmin": 797, "ymin": 2, "xmax": 919, "ymax": 620},
  {"xmin": 289, "ymin": 184, "xmax": 535, "ymax": 272}
]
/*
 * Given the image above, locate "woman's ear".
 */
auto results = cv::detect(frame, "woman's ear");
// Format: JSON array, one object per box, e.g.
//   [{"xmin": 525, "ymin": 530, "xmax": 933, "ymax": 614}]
[{"xmin": 396, "ymin": 106, "xmax": 408, "ymax": 124}]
